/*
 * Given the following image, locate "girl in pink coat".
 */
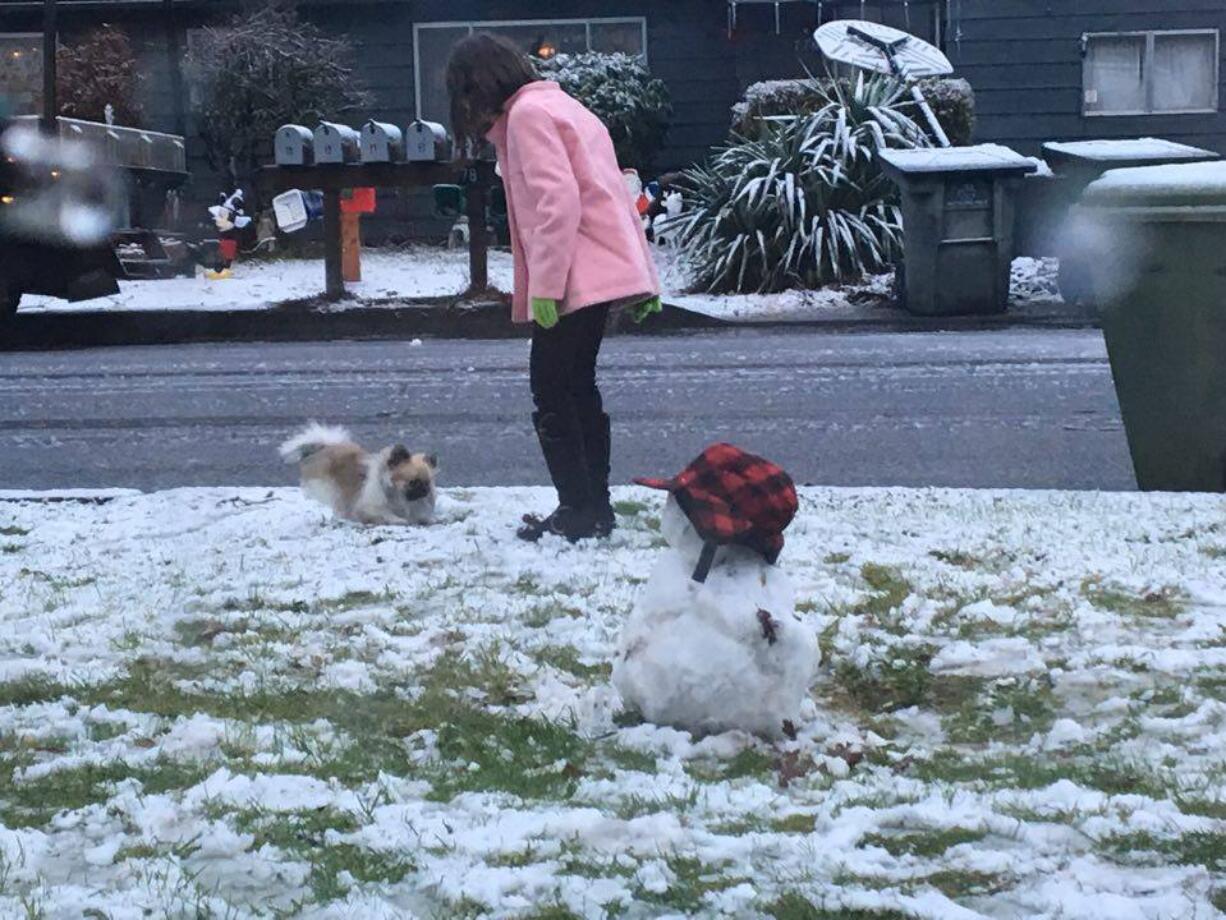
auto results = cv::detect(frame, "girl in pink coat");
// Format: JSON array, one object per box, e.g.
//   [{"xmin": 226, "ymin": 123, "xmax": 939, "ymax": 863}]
[{"xmin": 447, "ymin": 34, "xmax": 662, "ymax": 542}]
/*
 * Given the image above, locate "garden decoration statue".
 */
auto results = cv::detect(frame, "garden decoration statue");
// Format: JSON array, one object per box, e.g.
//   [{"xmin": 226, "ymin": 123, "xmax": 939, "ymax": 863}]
[
  {"xmin": 612, "ymin": 444, "xmax": 819, "ymax": 739},
  {"xmin": 207, "ymin": 189, "xmax": 254, "ymax": 277},
  {"xmin": 814, "ymin": 19, "xmax": 954, "ymax": 148}
]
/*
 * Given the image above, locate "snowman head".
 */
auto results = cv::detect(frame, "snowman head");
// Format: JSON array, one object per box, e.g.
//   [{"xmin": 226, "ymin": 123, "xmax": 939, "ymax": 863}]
[{"xmin": 636, "ymin": 443, "xmax": 799, "ymax": 584}]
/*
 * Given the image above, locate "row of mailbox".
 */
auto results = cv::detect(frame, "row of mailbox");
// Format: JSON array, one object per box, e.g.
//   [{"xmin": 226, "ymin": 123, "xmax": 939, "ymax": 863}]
[{"xmin": 275, "ymin": 120, "xmax": 451, "ymax": 167}]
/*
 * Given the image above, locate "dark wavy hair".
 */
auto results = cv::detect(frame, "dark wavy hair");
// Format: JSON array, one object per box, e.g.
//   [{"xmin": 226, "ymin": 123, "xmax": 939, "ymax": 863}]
[{"xmin": 446, "ymin": 34, "xmax": 540, "ymax": 146}]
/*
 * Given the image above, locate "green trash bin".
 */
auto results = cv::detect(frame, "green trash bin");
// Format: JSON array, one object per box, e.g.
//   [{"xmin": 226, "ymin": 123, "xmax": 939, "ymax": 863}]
[
  {"xmin": 1079, "ymin": 161, "xmax": 1226, "ymax": 492},
  {"xmin": 879, "ymin": 145, "xmax": 1036, "ymax": 316},
  {"xmin": 1040, "ymin": 139, "xmax": 1220, "ymax": 304}
]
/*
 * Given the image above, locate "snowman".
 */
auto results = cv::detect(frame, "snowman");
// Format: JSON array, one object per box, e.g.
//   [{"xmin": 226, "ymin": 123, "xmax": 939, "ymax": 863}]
[{"xmin": 613, "ymin": 444, "xmax": 819, "ymax": 740}]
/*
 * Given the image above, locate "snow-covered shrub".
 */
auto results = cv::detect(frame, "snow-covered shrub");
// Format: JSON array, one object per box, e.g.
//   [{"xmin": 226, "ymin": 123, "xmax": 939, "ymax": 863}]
[
  {"xmin": 185, "ymin": 5, "xmax": 369, "ymax": 188},
  {"xmin": 536, "ymin": 52, "xmax": 671, "ymax": 172},
  {"xmin": 730, "ymin": 79, "xmax": 823, "ymax": 138},
  {"xmin": 56, "ymin": 25, "xmax": 143, "ymax": 126},
  {"xmin": 732, "ymin": 74, "xmax": 975, "ymax": 145},
  {"xmin": 916, "ymin": 76, "xmax": 976, "ymax": 145},
  {"xmin": 674, "ymin": 74, "xmax": 927, "ymax": 294}
]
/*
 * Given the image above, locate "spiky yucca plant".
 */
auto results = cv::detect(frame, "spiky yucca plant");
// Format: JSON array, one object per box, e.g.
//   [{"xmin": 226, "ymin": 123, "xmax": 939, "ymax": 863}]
[{"xmin": 671, "ymin": 74, "xmax": 929, "ymax": 295}]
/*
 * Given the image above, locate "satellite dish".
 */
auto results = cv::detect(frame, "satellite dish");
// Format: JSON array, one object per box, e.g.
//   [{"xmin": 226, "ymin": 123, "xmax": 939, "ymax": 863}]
[{"xmin": 814, "ymin": 20, "xmax": 954, "ymax": 147}]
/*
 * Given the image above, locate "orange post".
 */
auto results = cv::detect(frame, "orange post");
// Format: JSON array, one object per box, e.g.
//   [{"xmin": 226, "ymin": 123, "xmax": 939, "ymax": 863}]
[
  {"xmin": 341, "ymin": 211, "xmax": 362, "ymax": 282},
  {"xmin": 340, "ymin": 188, "xmax": 377, "ymax": 284}
]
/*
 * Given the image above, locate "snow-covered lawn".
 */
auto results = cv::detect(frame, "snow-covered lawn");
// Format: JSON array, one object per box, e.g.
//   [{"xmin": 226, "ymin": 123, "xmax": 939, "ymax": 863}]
[
  {"xmin": 17, "ymin": 245, "xmax": 1068, "ymax": 324},
  {"xmin": 16, "ymin": 248, "xmax": 517, "ymax": 315},
  {"xmin": 1, "ymin": 485, "xmax": 1224, "ymax": 918}
]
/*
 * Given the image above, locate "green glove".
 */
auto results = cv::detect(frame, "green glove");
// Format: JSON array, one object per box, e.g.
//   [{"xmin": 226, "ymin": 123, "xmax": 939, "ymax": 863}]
[
  {"xmin": 532, "ymin": 297, "xmax": 559, "ymax": 329},
  {"xmin": 632, "ymin": 296, "xmax": 663, "ymax": 324}
]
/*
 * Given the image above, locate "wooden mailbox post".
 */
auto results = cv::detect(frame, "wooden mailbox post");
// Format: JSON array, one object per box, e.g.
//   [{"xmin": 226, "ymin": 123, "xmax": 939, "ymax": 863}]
[{"xmin": 258, "ymin": 160, "xmax": 495, "ymax": 301}]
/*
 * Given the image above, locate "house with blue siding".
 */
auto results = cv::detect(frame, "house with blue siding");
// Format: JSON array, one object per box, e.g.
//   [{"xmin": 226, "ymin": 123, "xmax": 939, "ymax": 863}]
[{"xmin": 0, "ymin": 1, "xmax": 1220, "ymax": 229}]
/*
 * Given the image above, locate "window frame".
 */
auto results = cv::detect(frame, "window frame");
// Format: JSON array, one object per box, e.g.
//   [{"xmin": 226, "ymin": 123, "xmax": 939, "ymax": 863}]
[
  {"xmin": 0, "ymin": 32, "xmax": 47, "ymax": 116},
  {"xmin": 413, "ymin": 17, "xmax": 649, "ymax": 122},
  {"xmin": 1082, "ymin": 28, "xmax": 1220, "ymax": 117}
]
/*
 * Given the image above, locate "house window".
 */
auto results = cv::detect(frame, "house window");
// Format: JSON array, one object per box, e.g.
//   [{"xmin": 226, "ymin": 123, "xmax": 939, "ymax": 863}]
[
  {"xmin": 1083, "ymin": 30, "xmax": 1219, "ymax": 116},
  {"xmin": 0, "ymin": 34, "xmax": 44, "ymax": 116},
  {"xmin": 414, "ymin": 18, "xmax": 648, "ymax": 125}
]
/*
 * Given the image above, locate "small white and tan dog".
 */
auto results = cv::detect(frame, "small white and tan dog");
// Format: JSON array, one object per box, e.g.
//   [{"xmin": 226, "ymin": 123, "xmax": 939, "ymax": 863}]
[{"xmin": 279, "ymin": 423, "xmax": 438, "ymax": 525}]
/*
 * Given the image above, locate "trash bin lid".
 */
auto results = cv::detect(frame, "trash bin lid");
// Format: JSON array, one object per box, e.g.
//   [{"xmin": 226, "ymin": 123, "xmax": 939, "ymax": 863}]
[
  {"xmin": 1082, "ymin": 161, "xmax": 1226, "ymax": 211},
  {"xmin": 878, "ymin": 144, "xmax": 1037, "ymax": 177},
  {"xmin": 1042, "ymin": 138, "xmax": 1219, "ymax": 170}
]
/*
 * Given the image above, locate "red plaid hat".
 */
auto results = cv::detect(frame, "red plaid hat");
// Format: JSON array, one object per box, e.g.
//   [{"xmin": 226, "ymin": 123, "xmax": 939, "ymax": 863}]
[{"xmin": 635, "ymin": 443, "xmax": 798, "ymax": 572}]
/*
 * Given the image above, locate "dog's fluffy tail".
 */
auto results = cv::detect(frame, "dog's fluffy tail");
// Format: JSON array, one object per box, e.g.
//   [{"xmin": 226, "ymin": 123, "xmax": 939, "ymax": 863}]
[{"xmin": 279, "ymin": 423, "xmax": 352, "ymax": 464}]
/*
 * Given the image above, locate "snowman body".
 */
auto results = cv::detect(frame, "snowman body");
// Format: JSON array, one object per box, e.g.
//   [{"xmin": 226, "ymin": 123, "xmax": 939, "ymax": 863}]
[{"xmin": 613, "ymin": 497, "xmax": 818, "ymax": 739}]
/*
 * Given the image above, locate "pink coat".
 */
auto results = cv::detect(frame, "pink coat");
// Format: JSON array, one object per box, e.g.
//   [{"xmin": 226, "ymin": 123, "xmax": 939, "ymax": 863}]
[{"xmin": 487, "ymin": 81, "xmax": 661, "ymax": 324}]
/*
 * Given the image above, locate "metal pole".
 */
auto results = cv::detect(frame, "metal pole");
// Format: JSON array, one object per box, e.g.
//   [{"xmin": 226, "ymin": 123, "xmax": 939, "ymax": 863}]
[
  {"xmin": 466, "ymin": 165, "xmax": 489, "ymax": 293},
  {"xmin": 41, "ymin": 0, "xmax": 57, "ymax": 134},
  {"xmin": 323, "ymin": 189, "xmax": 344, "ymax": 300},
  {"xmin": 164, "ymin": 0, "xmax": 186, "ymax": 137}
]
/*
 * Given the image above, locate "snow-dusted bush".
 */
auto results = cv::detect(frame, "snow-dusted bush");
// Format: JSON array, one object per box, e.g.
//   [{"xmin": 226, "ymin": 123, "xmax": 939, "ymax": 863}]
[
  {"xmin": 916, "ymin": 76, "xmax": 976, "ymax": 146},
  {"xmin": 732, "ymin": 74, "xmax": 975, "ymax": 145},
  {"xmin": 674, "ymin": 74, "xmax": 927, "ymax": 294},
  {"xmin": 730, "ymin": 79, "xmax": 822, "ymax": 138},
  {"xmin": 536, "ymin": 52, "xmax": 671, "ymax": 172},
  {"xmin": 185, "ymin": 5, "xmax": 369, "ymax": 188}
]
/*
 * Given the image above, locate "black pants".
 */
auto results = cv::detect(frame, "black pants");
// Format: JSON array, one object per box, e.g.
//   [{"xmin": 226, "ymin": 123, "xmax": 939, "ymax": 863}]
[{"xmin": 529, "ymin": 304, "xmax": 611, "ymax": 508}]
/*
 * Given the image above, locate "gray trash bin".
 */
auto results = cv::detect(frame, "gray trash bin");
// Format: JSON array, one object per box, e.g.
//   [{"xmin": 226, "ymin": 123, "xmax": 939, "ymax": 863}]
[
  {"xmin": 1040, "ymin": 138, "xmax": 1220, "ymax": 303},
  {"xmin": 1079, "ymin": 161, "xmax": 1226, "ymax": 492},
  {"xmin": 880, "ymin": 145, "xmax": 1036, "ymax": 316}
]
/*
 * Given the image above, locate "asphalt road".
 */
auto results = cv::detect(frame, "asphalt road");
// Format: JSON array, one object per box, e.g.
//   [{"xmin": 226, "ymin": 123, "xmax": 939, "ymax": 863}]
[{"xmin": 0, "ymin": 328, "xmax": 1136, "ymax": 493}]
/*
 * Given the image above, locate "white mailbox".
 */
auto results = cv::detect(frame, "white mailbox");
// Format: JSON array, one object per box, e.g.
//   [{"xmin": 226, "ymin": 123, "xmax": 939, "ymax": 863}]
[
  {"xmin": 406, "ymin": 120, "xmax": 450, "ymax": 162},
  {"xmin": 361, "ymin": 120, "xmax": 404, "ymax": 163},
  {"xmin": 313, "ymin": 122, "xmax": 360, "ymax": 164},
  {"xmin": 275, "ymin": 125, "xmax": 314, "ymax": 166}
]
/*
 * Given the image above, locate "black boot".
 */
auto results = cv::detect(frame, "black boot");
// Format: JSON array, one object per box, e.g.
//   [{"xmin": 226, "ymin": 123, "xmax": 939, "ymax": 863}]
[
  {"xmin": 582, "ymin": 412, "xmax": 616, "ymax": 537},
  {"xmin": 518, "ymin": 412, "xmax": 598, "ymax": 543}
]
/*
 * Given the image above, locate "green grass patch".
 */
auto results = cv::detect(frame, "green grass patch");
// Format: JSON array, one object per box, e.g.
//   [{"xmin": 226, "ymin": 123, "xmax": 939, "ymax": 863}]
[
  {"xmin": 929, "ymin": 550, "xmax": 983, "ymax": 570},
  {"xmin": 613, "ymin": 500, "xmax": 649, "ymax": 517},
  {"xmin": 234, "ymin": 806, "xmax": 361, "ymax": 854},
  {"xmin": 823, "ymin": 552, "xmax": 852, "ymax": 565},
  {"xmin": 831, "ymin": 644, "xmax": 937, "ymax": 713},
  {"xmin": 1178, "ymin": 797, "xmax": 1226, "ymax": 820},
  {"xmin": 914, "ymin": 868, "xmax": 1011, "ymax": 898},
  {"xmin": 860, "ymin": 827, "xmax": 986, "ymax": 858},
  {"xmin": 1096, "ymin": 830, "xmax": 1226, "ymax": 870},
  {"xmin": 306, "ymin": 843, "xmax": 414, "ymax": 902},
  {"xmin": 913, "ymin": 749, "xmax": 1171, "ymax": 798},
  {"xmin": 765, "ymin": 893, "xmax": 911, "ymax": 920},
  {"xmin": 636, "ymin": 855, "xmax": 746, "ymax": 912},
  {"xmin": 857, "ymin": 564, "xmax": 913, "ymax": 621},
  {"xmin": 1083, "ymin": 580, "xmax": 1184, "ymax": 619},
  {"xmin": 523, "ymin": 603, "xmax": 585, "ymax": 629},
  {"xmin": 0, "ymin": 674, "xmax": 80, "ymax": 708},
  {"xmin": 1201, "ymin": 545, "xmax": 1226, "ymax": 560},
  {"xmin": 613, "ymin": 789, "xmax": 700, "ymax": 820},
  {"xmin": 1, "ymin": 544, "xmax": 22, "ymax": 554},
  {"xmin": 533, "ymin": 645, "xmax": 611, "ymax": 682},
  {"xmin": 605, "ymin": 745, "xmax": 657, "ymax": 774},
  {"xmin": 0, "ymin": 756, "xmax": 211, "ymax": 829},
  {"xmin": 0, "ymin": 525, "xmax": 29, "ymax": 537},
  {"xmin": 521, "ymin": 905, "xmax": 583, "ymax": 920},
  {"xmin": 942, "ymin": 676, "xmax": 1057, "ymax": 745},
  {"xmin": 771, "ymin": 813, "xmax": 817, "ymax": 834},
  {"xmin": 686, "ymin": 747, "xmax": 775, "ymax": 783}
]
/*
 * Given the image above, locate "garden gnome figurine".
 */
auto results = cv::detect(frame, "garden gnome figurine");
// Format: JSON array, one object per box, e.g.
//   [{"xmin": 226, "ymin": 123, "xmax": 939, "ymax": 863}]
[{"xmin": 612, "ymin": 444, "xmax": 818, "ymax": 739}]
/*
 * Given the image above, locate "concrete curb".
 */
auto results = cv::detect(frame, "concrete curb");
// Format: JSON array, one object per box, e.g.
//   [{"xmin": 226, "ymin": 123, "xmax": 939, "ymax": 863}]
[{"xmin": 0, "ymin": 299, "xmax": 1099, "ymax": 351}]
